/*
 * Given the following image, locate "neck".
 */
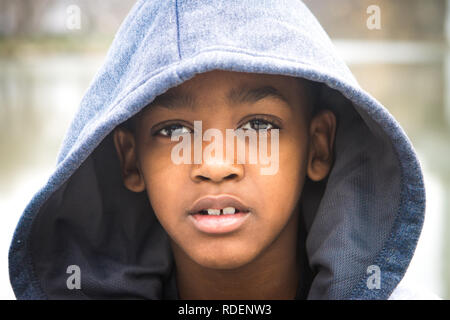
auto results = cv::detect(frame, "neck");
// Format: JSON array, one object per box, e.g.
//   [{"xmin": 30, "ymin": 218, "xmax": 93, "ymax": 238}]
[{"xmin": 171, "ymin": 210, "xmax": 300, "ymax": 300}]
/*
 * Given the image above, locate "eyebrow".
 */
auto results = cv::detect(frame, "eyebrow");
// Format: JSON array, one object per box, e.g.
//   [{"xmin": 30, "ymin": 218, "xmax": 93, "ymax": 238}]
[
  {"xmin": 148, "ymin": 91, "xmax": 196, "ymax": 110},
  {"xmin": 148, "ymin": 85, "xmax": 290, "ymax": 110}
]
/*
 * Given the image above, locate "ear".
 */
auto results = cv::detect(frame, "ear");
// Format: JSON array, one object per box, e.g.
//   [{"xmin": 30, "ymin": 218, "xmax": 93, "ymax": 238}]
[
  {"xmin": 307, "ymin": 110, "xmax": 337, "ymax": 182},
  {"xmin": 113, "ymin": 128, "xmax": 146, "ymax": 192}
]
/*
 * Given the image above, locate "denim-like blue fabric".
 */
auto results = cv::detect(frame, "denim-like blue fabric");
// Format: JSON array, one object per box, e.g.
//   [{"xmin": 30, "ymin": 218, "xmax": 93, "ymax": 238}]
[{"xmin": 9, "ymin": 0, "xmax": 425, "ymax": 300}]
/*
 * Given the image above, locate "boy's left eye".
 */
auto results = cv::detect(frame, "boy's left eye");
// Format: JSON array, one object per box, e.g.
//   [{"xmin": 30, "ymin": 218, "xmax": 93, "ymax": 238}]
[
  {"xmin": 156, "ymin": 124, "xmax": 191, "ymax": 137},
  {"xmin": 240, "ymin": 119, "xmax": 278, "ymax": 131}
]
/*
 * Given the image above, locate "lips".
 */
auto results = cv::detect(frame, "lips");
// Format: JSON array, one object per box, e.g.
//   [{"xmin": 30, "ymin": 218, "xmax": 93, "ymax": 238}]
[
  {"xmin": 188, "ymin": 195, "xmax": 251, "ymax": 215},
  {"xmin": 187, "ymin": 195, "xmax": 252, "ymax": 234}
]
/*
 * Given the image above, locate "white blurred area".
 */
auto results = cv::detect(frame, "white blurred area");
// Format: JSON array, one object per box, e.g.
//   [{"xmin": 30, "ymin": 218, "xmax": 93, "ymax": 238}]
[
  {"xmin": 0, "ymin": 54, "xmax": 104, "ymax": 299},
  {"xmin": 401, "ymin": 159, "xmax": 445, "ymax": 298},
  {"xmin": 335, "ymin": 38, "xmax": 450, "ymax": 298}
]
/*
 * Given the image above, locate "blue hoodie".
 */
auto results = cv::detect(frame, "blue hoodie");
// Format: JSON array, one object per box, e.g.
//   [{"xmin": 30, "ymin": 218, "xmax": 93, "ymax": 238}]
[{"xmin": 9, "ymin": 0, "xmax": 428, "ymax": 299}]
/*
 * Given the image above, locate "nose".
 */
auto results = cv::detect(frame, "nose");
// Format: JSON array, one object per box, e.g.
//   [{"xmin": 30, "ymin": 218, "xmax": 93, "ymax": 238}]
[{"xmin": 190, "ymin": 157, "xmax": 244, "ymax": 183}]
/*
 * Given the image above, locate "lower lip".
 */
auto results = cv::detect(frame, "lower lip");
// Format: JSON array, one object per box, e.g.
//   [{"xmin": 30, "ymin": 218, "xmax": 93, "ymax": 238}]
[{"xmin": 188, "ymin": 212, "xmax": 251, "ymax": 234}]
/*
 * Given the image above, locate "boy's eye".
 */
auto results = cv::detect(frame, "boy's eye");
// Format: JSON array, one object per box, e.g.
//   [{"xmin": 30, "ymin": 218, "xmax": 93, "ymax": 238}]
[
  {"xmin": 156, "ymin": 124, "xmax": 191, "ymax": 137},
  {"xmin": 240, "ymin": 119, "xmax": 278, "ymax": 131},
  {"xmin": 154, "ymin": 117, "xmax": 280, "ymax": 137}
]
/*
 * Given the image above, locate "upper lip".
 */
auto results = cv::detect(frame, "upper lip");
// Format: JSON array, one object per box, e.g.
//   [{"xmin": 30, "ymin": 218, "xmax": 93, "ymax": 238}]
[{"xmin": 187, "ymin": 195, "xmax": 251, "ymax": 215}]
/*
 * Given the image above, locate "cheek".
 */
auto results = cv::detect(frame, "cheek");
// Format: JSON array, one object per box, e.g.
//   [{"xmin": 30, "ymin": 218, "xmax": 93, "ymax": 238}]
[
  {"xmin": 249, "ymin": 133, "xmax": 308, "ymax": 226},
  {"xmin": 137, "ymin": 144, "xmax": 190, "ymax": 226}
]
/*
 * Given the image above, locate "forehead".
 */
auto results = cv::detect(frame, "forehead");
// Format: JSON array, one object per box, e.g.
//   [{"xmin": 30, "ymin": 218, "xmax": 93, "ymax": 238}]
[{"xmin": 147, "ymin": 70, "xmax": 307, "ymax": 111}]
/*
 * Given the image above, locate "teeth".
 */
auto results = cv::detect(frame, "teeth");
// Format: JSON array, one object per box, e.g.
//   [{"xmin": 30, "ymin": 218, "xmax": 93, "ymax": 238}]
[
  {"xmin": 201, "ymin": 207, "xmax": 237, "ymax": 215},
  {"xmin": 223, "ymin": 207, "xmax": 236, "ymax": 215},
  {"xmin": 207, "ymin": 209, "xmax": 221, "ymax": 215}
]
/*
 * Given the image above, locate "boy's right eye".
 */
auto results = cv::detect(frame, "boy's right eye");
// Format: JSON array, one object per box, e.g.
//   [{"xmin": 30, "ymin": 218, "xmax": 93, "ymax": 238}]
[{"xmin": 155, "ymin": 124, "xmax": 191, "ymax": 137}]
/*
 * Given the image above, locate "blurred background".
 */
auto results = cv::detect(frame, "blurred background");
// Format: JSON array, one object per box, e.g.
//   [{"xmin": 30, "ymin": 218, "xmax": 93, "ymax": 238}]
[{"xmin": 0, "ymin": 0, "xmax": 449, "ymax": 299}]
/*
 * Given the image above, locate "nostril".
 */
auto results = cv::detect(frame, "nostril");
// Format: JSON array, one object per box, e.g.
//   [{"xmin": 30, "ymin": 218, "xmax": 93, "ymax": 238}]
[
  {"xmin": 191, "ymin": 164, "xmax": 244, "ymax": 182},
  {"xmin": 224, "ymin": 173, "xmax": 238, "ymax": 180},
  {"xmin": 195, "ymin": 173, "xmax": 237, "ymax": 182}
]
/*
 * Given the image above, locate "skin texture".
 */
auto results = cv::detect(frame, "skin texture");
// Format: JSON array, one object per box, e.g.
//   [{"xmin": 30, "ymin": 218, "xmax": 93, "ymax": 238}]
[{"xmin": 113, "ymin": 70, "xmax": 336, "ymax": 299}]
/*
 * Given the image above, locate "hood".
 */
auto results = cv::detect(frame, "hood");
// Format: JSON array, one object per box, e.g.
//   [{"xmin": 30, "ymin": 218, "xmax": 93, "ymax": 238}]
[{"xmin": 9, "ymin": 0, "xmax": 425, "ymax": 300}]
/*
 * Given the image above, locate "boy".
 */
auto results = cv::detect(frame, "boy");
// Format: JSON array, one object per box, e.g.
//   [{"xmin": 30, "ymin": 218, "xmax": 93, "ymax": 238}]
[
  {"xmin": 113, "ymin": 70, "xmax": 335, "ymax": 299},
  {"xmin": 9, "ymin": 0, "xmax": 429, "ymax": 299}
]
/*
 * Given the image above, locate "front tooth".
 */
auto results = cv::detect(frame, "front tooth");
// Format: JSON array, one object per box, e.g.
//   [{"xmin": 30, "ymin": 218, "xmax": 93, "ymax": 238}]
[
  {"xmin": 207, "ymin": 209, "xmax": 221, "ymax": 215},
  {"xmin": 223, "ymin": 207, "xmax": 236, "ymax": 215}
]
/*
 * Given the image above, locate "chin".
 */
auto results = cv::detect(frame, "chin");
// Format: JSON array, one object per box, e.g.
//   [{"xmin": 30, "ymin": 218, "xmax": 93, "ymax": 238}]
[
  {"xmin": 197, "ymin": 257, "xmax": 251, "ymax": 270},
  {"xmin": 191, "ymin": 246, "xmax": 259, "ymax": 270}
]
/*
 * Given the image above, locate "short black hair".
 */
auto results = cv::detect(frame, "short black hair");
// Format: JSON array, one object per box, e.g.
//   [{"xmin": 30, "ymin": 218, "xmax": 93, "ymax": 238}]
[{"xmin": 297, "ymin": 78, "xmax": 323, "ymax": 121}]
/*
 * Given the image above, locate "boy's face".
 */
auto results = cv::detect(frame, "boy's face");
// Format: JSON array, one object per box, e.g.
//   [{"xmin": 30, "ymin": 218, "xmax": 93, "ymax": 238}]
[{"xmin": 114, "ymin": 70, "xmax": 335, "ymax": 270}]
